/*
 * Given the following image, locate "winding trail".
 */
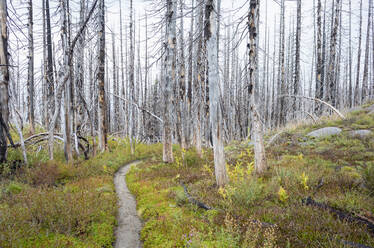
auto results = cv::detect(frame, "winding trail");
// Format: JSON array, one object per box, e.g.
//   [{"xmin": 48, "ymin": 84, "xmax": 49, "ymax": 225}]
[{"xmin": 114, "ymin": 161, "xmax": 143, "ymax": 248}]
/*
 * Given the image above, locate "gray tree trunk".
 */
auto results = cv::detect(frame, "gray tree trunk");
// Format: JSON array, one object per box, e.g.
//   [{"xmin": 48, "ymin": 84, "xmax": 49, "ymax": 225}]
[
  {"xmin": 248, "ymin": 0, "xmax": 267, "ymax": 174},
  {"xmin": 163, "ymin": 0, "xmax": 176, "ymax": 163},
  {"xmin": 206, "ymin": 0, "xmax": 228, "ymax": 187},
  {"xmin": 97, "ymin": 0, "xmax": 107, "ymax": 152},
  {"xmin": 27, "ymin": 0, "xmax": 35, "ymax": 134},
  {"xmin": 0, "ymin": 0, "xmax": 9, "ymax": 163}
]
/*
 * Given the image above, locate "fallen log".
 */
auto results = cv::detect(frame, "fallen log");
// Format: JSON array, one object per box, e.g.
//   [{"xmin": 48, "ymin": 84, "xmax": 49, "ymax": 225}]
[
  {"xmin": 340, "ymin": 239, "xmax": 373, "ymax": 248},
  {"xmin": 302, "ymin": 197, "xmax": 374, "ymax": 234},
  {"xmin": 180, "ymin": 182, "xmax": 213, "ymax": 210}
]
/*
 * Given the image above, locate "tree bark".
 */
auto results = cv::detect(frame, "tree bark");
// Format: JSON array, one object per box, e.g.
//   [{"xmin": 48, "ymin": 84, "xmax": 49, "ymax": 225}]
[
  {"xmin": 27, "ymin": 0, "xmax": 35, "ymax": 134},
  {"xmin": 206, "ymin": 0, "xmax": 228, "ymax": 187},
  {"xmin": 362, "ymin": 0, "xmax": 372, "ymax": 101},
  {"xmin": 97, "ymin": 0, "xmax": 107, "ymax": 152},
  {"xmin": 0, "ymin": 0, "xmax": 9, "ymax": 163},
  {"xmin": 248, "ymin": 0, "xmax": 267, "ymax": 174},
  {"xmin": 162, "ymin": 0, "xmax": 176, "ymax": 163}
]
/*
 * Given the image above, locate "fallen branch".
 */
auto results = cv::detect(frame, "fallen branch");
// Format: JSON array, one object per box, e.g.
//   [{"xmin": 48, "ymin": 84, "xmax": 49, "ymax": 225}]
[
  {"xmin": 266, "ymin": 131, "xmax": 285, "ymax": 148},
  {"xmin": 9, "ymin": 132, "xmax": 89, "ymax": 159},
  {"xmin": 111, "ymin": 93, "xmax": 164, "ymax": 123},
  {"xmin": 278, "ymin": 95, "xmax": 346, "ymax": 119}
]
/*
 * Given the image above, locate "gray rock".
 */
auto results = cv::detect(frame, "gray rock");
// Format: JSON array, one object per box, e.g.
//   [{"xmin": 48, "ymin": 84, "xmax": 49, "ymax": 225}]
[
  {"xmin": 348, "ymin": 129, "xmax": 372, "ymax": 138},
  {"xmin": 307, "ymin": 127, "xmax": 342, "ymax": 138},
  {"xmin": 366, "ymin": 104, "xmax": 374, "ymax": 112}
]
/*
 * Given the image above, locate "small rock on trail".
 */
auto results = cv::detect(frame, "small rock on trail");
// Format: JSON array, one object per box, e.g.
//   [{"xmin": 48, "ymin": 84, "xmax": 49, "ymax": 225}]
[{"xmin": 114, "ymin": 161, "xmax": 143, "ymax": 248}]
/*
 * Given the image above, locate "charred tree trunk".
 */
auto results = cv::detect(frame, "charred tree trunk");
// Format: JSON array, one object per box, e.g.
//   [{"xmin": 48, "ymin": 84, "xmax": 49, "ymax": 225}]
[
  {"xmin": 97, "ymin": 0, "xmax": 107, "ymax": 152},
  {"xmin": 0, "ymin": 0, "xmax": 9, "ymax": 163}
]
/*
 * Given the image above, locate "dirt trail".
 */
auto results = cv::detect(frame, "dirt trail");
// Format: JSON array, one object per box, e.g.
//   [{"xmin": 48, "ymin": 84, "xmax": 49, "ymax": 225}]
[{"xmin": 114, "ymin": 161, "xmax": 143, "ymax": 248}]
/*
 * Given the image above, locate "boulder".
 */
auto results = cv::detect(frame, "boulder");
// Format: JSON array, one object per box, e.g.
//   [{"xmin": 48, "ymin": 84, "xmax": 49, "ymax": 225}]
[
  {"xmin": 366, "ymin": 104, "xmax": 374, "ymax": 112},
  {"xmin": 348, "ymin": 129, "xmax": 372, "ymax": 138},
  {"xmin": 306, "ymin": 127, "xmax": 342, "ymax": 138}
]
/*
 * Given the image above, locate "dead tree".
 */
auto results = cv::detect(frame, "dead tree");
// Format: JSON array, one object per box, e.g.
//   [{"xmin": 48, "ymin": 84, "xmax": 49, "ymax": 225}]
[
  {"xmin": 45, "ymin": 0, "xmax": 54, "ymax": 127},
  {"xmin": 362, "ymin": 0, "xmax": 372, "ymax": 101},
  {"xmin": 0, "ymin": 0, "xmax": 9, "ymax": 163},
  {"xmin": 293, "ymin": 0, "xmax": 301, "ymax": 116},
  {"xmin": 206, "ymin": 0, "xmax": 228, "ymax": 186},
  {"xmin": 27, "ymin": 0, "xmax": 35, "ymax": 134},
  {"xmin": 355, "ymin": 0, "xmax": 363, "ymax": 105},
  {"xmin": 326, "ymin": 0, "xmax": 340, "ymax": 107},
  {"xmin": 162, "ymin": 0, "xmax": 176, "ymax": 163},
  {"xmin": 248, "ymin": 0, "xmax": 267, "ymax": 174},
  {"xmin": 97, "ymin": 0, "xmax": 107, "ymax": 152}
]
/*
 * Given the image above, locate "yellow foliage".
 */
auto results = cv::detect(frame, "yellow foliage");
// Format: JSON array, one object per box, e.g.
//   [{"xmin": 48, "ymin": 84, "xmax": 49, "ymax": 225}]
[
  {"xmin": 278, "ymin": 186, "xmax": 289, "ymax": 203},
  {"xmin": 300, "ymin": 172, "xmax": 309, "ymax": 190},
  {"xmin": 218, "ymin": 187, "xmax": 227, "ymax": 200}
]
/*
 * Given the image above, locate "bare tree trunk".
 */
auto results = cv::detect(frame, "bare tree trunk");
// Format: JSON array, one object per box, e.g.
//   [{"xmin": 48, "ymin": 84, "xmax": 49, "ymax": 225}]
[
  {"xmin": 278, "ymin": 0, "xmax": 286, "ymax": 127},
  {"xmin": 0, "ymin": 0, "xmax": 9, "ymax": 163},
  {"xmin": 193, "ymin": 0, "xmax": 204, "ymax": 157},
  {"xmin": 97, "ymin": 0, "xmax": 107, "ymax": 152},
  {"xmin": 348, "ymin": 0, "xmax": 353, "ymax": 107},
  {"xmin": 249, "ymin": 0, "xmax": 267, "ymax": 174},
  {"xmin": 112, "ymin": 32, "xmax": 120, "ymax": 132},
  {"xmin": 186, "ymin": 0, "xmax": 194, "ymax": 147},
  {"xmin": 177, "ymin": 0, "xmax": 187, "ymax": 149},
  {"xmin": 45, "ymin": 0, "xmax": 54, "ymax": 127},
  {"xmin": 58, "ymin": 0, "xmax": 73, "ymax": 162},
  {"xmin": 76, "ymin": 0, "xmax": 86, "ymax": 136},
  {"xmin": 129, "ymin": 0, "xmax": 135, "ymax": 154},
  {"xmin": 206, "ymin": 0, "xmax": 228, "ymax": 187},
  {"xmin": 27, "ymin": 0, "xmax": 35, "ymax": 134},
  {"xmin": 355, "ymin": 0, "xmax": 363, "ymax": 105},
  {"xmin": 362, "ymin": 0, "xmax": 372, "ymax": 101},
  {"xmin": 293, "ymin": 0, "xmax": 301, "ymax": 117},
  {"xmin": 163, "ymin": 0, "xmax": 176, "ymax": 163},
  {"xmin": 119, "ymin": 0, "xmax": 125, "ymax": 135},
  {"xmin": 326, "ymin": 0, "xmax": 340, "ymax": 107},
  {"xmin": 315, "ymin": 0, "xmax": 324, "ymax": 113}
]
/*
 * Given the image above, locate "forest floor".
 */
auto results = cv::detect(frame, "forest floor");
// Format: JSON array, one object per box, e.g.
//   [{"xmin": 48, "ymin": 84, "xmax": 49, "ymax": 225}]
[
  {"xmin": 126, "ymin": 103, "xmax": 374, "ymax": 248},
  {"xmin": 1, "ymin": 104, "xmax": 374, "ymax": 247}
]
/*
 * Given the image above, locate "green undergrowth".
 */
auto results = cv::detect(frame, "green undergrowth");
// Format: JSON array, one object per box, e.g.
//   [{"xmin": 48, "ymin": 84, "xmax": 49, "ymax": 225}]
[
  {"xmin": 127, "ymin": 106, "xmax": 374, "ymax": 247},
  {"xmin": 0, "ymin": 130, "xmax": 162, "ymax": 248}
]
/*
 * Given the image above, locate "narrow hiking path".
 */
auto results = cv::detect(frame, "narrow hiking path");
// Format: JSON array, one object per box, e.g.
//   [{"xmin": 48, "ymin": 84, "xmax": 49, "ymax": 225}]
[{"xmin": 114, "ymin": 161, "xmax": 143, "ymax": 248}]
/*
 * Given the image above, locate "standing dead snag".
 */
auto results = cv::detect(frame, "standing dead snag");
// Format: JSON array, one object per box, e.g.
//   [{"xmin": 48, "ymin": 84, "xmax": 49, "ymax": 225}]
[
  {"xmin": 0, "ymin": 0, "xmax": 9, "ymax": 163},
  {"xmin": 163, "ymin": 0, "xmax": 176, "ymax": 163},
  {"xmin": 248, "ymin": 0, "xmax": 267, "ymax": 174},
  {"xmin": 27, "ymin": 0, "xmax": 35, "ymax": 134},
  {"xmin": 206, "ymin": 0, "xmax": 228, "ymax": 187},
  {"xmin": 97, "ymin": 0, "xmax": 107, "ymax": 152}
]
